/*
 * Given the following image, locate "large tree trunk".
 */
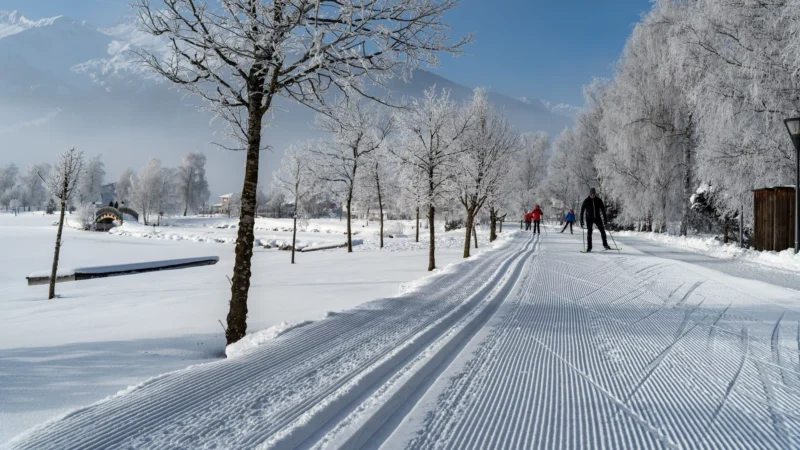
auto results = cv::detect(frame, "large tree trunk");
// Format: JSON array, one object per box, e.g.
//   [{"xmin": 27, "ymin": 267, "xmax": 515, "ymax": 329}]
[
  {"xmin": 463, "ymin": 209, "xmax": 474, "ymax": 258},
  {"xmin": 226, "ymin": 104, "xmax": 264, "ymax": 346},
  {"xmin": 415, "ymin": 206, "xmax": 420, "ymax": 243},
  {"xmin": 428, "ymin": 204, "xmax": 436, "ymax": 271},
  {"xmin": 49, "ymin": 198, "xmax": 67, "ymax": 300},
  {"xmin": 291, "ymin": 215, "xmax": 297, "ymax": 264},
  {"xmin": 489, "ymin": 208, "xmax": 497, "ymax": 242},
  {"xmin": 346, "ymin": 187, "xmax": 353, "ymax": 253}
]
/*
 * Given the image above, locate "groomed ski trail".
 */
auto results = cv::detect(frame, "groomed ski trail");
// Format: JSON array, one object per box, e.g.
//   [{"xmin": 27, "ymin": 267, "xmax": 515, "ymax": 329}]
[
  {"xmin": 384, "ymin": 233, "xmax": 800, "ymax": 450},
  {"xmin": 10, "ymin": 231, "xmax": 800, "ymax": 450},
  {"xmin": 7, "ymin": 233, "xmax": 539, "ymax": 450}
]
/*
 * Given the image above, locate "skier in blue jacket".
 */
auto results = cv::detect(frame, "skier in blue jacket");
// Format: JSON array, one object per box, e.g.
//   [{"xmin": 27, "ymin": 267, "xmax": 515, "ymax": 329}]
[{"xmin": 560, "ymin": 209, "xmax": 576, "ymax": 234}]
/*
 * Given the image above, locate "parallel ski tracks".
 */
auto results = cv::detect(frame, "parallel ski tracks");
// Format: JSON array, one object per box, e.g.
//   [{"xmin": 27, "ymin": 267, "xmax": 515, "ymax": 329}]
[{"xmin": 9, "ymin": 234, "xmax": 538, "ymax": 450}]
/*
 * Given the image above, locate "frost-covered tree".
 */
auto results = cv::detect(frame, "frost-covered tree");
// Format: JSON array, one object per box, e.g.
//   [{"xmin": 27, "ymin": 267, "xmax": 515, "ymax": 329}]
[
  {"xmin": 513, "ymin": 132, "xmax": 548, "ymax": 220},
  {"xmin": 177, "ymin": 152, "xmax": 210, "ymax": 216},
  {"xmin": 392, "ymin": 87, "xmax": 474, "ymax": 270},
  {"xmin": 46, "ymin": 148, "xmax": 84, "ymax": 300},
  {"xmin": 19, "ymin": 163, "xmax": 50, "ymax": 211},
  {"xmin": 274, "ymin": 145, "xmax": 316, "ymax": 263},
  {"xmin": 0, "ymin": 164, "xmax": 18, "ymax": 210},
  {"xmin": 131, "ymin": 159, "xmax": 172, "ymax": 225},
  {"xmin": 360, "ymin": 151, "xmax": 396, "ymax": 248},
  {"xmin": 395, "ymin": 159, "xmax": 426, "ymax": 242},
  {"xmin": 134, "ymin": 0, "xmax": 469, "ymax": 345},
  {"xmin": 76, "ymin": 155, "xmax": 106, "ymax": 206},
  {"xmin": 311, "ymin": 97, "xmax": 392, "ymax": 252},
  {"xmin": 116, "ymin": 168, "xmax": 135, "ymax": 205},
  {"xmin": 455, "ymin": 89, "xmax": 518, "ymax": 257}
]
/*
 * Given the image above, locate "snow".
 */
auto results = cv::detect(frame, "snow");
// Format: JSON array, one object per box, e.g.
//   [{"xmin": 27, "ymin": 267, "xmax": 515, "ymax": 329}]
[
  {"xmin": 225, "ymin": 321, "xmax": 314, "ymax": 359},
  {"xmin": 616, "ymin": 230, "xmax": 800, "ymax": 273},
  {"xmin": 0, "ymin": 212, "xmax": 501, "ymax": 444},
  {"xmin": 7, "ymin": 225, "xmax": 800, "ymax": 449}
]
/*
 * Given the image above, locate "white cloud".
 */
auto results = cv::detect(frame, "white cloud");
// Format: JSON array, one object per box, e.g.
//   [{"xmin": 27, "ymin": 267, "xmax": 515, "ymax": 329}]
[
  {"xmin": 0, "ymin": 109, "xmax": 63, "ymax": 134},
  {"xmin": 539, "ymin": 100, "xmax": 581, "ymax": 119},
  {"xmin": 0, "ymin": 11, "xmax": 62, "ymax": 40}
]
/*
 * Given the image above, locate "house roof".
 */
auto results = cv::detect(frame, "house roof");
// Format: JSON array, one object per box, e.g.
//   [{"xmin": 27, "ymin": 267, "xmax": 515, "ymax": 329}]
[{"xmin": 220, "ymin": 193, "xmax": 234, "ymax": 199}]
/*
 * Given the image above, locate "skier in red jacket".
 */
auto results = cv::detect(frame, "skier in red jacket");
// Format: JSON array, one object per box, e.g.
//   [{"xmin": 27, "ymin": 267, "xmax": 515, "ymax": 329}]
[
  {"xmin": 524, "ymin": 211, "xmax": 532, "ymax": 231},
  {"xmin": 531, "ymin": 205, "xmax": 543, "ymax": 234}
]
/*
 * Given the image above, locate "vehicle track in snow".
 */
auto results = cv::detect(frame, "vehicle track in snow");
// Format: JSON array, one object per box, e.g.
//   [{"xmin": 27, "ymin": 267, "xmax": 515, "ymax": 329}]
[{"xmin": 7, "ymin": 233, "xmax": 538, "ymax": 450}]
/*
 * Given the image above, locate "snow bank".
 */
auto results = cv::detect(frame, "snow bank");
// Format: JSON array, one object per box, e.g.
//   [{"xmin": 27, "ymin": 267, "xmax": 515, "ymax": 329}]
[
  {"xmin": 617, "ymin": 231, "xmax": 800, "ymax": 273},
  {"xmin": 225, "ymin": 321, "xmax": 313, "ymax": 358}
]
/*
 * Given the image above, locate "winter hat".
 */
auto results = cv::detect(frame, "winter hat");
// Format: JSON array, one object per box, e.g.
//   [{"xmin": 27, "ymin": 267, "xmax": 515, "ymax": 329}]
[{"xmin": 589, "ymin": 187, "xmax": 596, "ymax": 195}]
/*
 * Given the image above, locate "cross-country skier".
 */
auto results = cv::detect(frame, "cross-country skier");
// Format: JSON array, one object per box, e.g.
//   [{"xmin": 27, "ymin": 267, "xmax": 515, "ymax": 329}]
[
  {"xmin": 580, "ymin": 188, "xmax": 611, "ymax": 252},
  {"xmin": 531, "ymin": 205, "xmax": 543, "ymax": 234},
  {"xmin": 561, "ymin": 209, "xmax": 576, "ymax": 234},
  {"xmin": 524, "ymin": 210, "xmax": 532, "ymax": 231}
]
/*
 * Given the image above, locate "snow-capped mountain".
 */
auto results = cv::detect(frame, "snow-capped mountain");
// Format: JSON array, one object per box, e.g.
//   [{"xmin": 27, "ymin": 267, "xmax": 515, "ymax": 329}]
[{"xmin": 0, "ymin": 11, "xmax": 573, "ymax": 195}]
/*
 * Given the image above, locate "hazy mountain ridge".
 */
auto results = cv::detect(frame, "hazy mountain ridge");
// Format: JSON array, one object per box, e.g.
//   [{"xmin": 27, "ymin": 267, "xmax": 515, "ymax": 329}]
[{"xmin": 0, "ymin": 11, "xmax": 573, "ymax": 195}]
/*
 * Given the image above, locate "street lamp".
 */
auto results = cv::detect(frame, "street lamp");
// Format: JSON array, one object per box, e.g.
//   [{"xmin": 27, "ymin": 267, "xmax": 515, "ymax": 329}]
[{"xmin": 783, "ymin": 117, "xmax": 800, "ymax": 254}]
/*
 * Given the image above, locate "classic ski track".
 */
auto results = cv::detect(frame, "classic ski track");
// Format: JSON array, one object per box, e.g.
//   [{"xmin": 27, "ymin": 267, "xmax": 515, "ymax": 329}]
[
  {"xmin": 398, "ymin": 238, "xmax": 800, "ymax": 449},
  {"xmin": 10, "ymin": 233, "xmax": 800, "ymax": 450},
  {"xmin": 8, "ymin": 234, "xmax": 536, "ymax": 450}
]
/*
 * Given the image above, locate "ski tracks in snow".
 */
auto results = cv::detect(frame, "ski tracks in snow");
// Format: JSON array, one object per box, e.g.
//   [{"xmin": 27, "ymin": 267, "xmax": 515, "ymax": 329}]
[{"xmin": 9, "ymin": 231, "xmax": 800, "ymax": 450}]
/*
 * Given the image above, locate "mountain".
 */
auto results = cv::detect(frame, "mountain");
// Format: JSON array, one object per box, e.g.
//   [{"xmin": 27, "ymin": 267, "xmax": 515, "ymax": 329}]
[{"xmin": 0, "ymin": 12, "xmax": 573, "ymax": 196}]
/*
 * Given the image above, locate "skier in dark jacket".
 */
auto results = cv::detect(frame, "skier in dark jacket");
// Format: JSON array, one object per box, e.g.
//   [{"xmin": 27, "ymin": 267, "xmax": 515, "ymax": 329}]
[
  {"xmin": 580, "ymin": 188, "xmax": 611, "ymax": 252},
  {"xmin": 561, "ymin": 209, "xmax": 576, "ymax": 234}
]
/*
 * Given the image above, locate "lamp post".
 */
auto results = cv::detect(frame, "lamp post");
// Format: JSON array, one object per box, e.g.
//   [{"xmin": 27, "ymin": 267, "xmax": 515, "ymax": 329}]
[{"xmin": 783, "ymin": 117, "xmax": 800, "ymax": 254}]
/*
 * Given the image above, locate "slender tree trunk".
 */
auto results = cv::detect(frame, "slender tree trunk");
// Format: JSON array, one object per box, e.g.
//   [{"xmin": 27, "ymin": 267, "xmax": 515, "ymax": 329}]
[
  {"xmin": 226, "ymin": 104, "xmax": 264, "ymax": 346},
  {"xmin": 291, "ymin": 215, "xmax": 297, "ymax": 264},
  {"xmin": 346, "ymin": 187, "xmax": 353, "ymax": 253},
  {"xmin": 499, "ymin": 218, "xmax": 503, "ymax": 233},
  {"xmin": 428, "ymin": 204, "xmax": 436, "ymax": 271},
  {"xmin": 415, "ymin": 206, "xmax": 420, "ymax": 242},
  {"xmin": 473, "ymin": 223, "xmax": 478, "ymax": 249},
  {"xmin": 49, "ymin": 197, "xmax": 67, "ymax": 300},
  {"xmin": 378, "ymin": 184, "xmax": 384, "ymax": 249},
  {"xmin": 463, "ymin": 209, "xmax": 474, "ymax": 258},
  {"xmin": 723, "ymin": 219, "xmax": 729, "ymax": 244}
]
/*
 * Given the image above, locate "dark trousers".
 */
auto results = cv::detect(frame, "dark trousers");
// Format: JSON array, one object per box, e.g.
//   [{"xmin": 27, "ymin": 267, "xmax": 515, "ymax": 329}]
[
  {"xmin": 525, "ymin": 221, "xmax": 531, "ymax": 231},
  {"xmin": 587, "ymin": 219, "xmax": 609, "ymax": 250},
  {"xmin": 533, "ymin": 220, "xmax": 540, "ymax": 234},
  {"xmin": 561, "ymin": 222, "xmax": 573, "ymax": 234}
]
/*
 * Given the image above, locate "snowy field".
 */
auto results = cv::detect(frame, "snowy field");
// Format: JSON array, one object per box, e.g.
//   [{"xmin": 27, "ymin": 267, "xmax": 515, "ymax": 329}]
[
  {"xmin": 5, "ymin": 217, "xmax": 800, "ymax": 449},
  {"xmin": 0, "ymin": 212, "xmax": 498, "ymax": 444}
]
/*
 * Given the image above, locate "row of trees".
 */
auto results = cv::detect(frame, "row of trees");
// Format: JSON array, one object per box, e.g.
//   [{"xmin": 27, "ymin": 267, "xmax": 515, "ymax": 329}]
[
  {"xmin": 542, "ymin": 0, "xmax": 800, "ymax": 238},
  {"xmin": 122, "ymin": 153, "xmax": 210, "ymax": 225},
  {"xmin": 271, "ymin": 87, "xmax": 547, "ymax": 270},
  {"xmin": 2, "ymin": 152, "xmax": 211, "ymax": 226}
]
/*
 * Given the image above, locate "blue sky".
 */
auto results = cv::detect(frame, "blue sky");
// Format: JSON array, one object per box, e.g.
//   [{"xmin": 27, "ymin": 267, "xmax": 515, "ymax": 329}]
[{"xmin": 2, "ymin": 0, "xmax": 651, "ymax": 106}]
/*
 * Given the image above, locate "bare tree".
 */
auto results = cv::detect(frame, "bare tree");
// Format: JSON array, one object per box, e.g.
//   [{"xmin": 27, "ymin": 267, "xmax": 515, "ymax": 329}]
[
  {"xmin": 135, "ymin": 0, "xmax": 469, "ymax": 345},
  {"xmin": 177, "ymin": 152, "xmax": 210, "ymax": 216},
  {"xmin": 274, "ymin": 145, "xmax": 316, "ymax": 263},
  {"xmin": 392, "ymin": 87, "xmax": 473, "ymax": 270},
  {"xmin": 311, "ymin": 97, "xmax": 391, "ymax": 252},
  {"xmin": 131, "ymin": 158, "xmax": 171, "ymax": 225},
  {"xmin": 456, "ymin": 89, "xmax": 518, "ymax": 258},
  {"xmin": 46, "ymin": 148, "xmax": 84, "ymax": 300}
]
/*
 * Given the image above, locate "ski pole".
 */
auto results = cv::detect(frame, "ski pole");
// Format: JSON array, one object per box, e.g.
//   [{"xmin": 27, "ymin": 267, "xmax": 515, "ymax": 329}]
[
  {"xmin": 581, "ymin": 225, "xmax": 586, "ymax": 252},
  {"xmin": 608, "ymin": 229, "xmax": 621, "ymax": 254}
]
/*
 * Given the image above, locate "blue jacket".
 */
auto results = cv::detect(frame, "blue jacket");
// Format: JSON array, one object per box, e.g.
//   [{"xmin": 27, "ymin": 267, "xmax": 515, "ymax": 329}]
[{"xmin": 565, "ymin": 211, "xmax": 576, "ymax": 223}]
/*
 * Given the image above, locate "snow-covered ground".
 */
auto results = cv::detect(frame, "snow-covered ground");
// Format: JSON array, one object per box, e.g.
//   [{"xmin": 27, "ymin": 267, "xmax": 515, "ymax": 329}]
[
  {"xmin": 0, "ymin": 212, "xmax": 503, "ymax": 444},
  {"xmin": 6, "ymin": 222, "xmax": 800, "ymax": 449},
  {"xmin": 616, "ymin": 230, "xmax": 800, "ymax": 274}
]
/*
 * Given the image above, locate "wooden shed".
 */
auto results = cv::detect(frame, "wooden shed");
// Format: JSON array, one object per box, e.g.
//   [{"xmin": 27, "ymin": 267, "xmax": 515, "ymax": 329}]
[{"xmin": 753, "ymin": 186, "xmax": 796, "ymax": 251}]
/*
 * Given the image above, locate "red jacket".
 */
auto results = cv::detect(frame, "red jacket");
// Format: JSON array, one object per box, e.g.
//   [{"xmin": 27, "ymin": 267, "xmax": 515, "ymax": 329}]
[
  {"xmin": 524, "ymin": 212, "xmax": 532, "ymax": 222},
  {"xmin": 532, "ymin": 207, "xmax": 543, "ymax": 221}
]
